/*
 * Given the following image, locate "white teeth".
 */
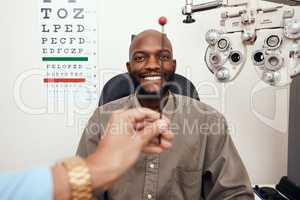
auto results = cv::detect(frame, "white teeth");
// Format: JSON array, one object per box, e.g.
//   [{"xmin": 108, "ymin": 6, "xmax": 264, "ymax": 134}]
[{"xmin": 144, "ymin": 76, "xmax": 161, "ymax": 81}]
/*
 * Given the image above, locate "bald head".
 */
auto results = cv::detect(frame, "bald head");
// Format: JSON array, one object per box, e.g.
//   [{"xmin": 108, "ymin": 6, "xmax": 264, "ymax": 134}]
[
  {"xmin": 126, "ymin": 29, "xmax": 176, "ymax": 96},
  {"xmin": 129, "ymin": 29, "xmax": 173, "ymax": 59}
]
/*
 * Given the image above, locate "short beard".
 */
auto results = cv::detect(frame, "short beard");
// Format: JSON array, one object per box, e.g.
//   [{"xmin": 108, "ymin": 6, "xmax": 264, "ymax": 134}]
[{"xmin": 129, "ymin": 73, "xmax": 175, "ymax": 101}]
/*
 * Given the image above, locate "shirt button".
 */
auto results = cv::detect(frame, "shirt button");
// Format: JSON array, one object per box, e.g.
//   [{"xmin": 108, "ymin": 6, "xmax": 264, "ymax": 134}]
[
  {"xmin": 147, "ymin": 194, "xmax": 152, "ymax": 199},
  {"xmin": 149, "ymin": 163, "xmax": 155, "ymax": 169}
]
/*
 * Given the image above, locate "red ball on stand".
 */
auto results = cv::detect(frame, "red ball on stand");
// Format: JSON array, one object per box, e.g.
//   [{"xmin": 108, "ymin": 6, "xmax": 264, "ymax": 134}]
[{"xmin": 159, "ymin": 16, "xmax": 167, "ymax": 26}]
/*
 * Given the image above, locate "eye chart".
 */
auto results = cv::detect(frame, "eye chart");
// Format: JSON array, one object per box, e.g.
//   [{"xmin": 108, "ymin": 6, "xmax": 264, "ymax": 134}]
[{"xmin": 40, "ymin": 0, "xmax": 98, "ymax": 109}]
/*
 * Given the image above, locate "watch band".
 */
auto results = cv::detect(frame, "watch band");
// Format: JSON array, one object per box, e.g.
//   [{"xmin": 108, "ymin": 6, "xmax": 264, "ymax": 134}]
[{"xmin": 62, "ymin": 156, "xmax": 93, "ymax": 200}]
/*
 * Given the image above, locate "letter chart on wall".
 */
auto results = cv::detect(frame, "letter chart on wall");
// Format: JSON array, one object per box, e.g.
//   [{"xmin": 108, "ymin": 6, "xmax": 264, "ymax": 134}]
[{"xmin": 40, "ymin": 0, "xmax": 98, "ymax": 106}]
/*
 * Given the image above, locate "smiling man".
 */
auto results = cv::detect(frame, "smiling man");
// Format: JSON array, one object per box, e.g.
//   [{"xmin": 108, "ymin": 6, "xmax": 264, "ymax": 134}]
[
  {"xmin": 126, "ymin": 30, "xmax": 176, "ymax": 111},
  {"xmin": 76, "ymin": 29, "xmax": 254, "ymax": 200}
]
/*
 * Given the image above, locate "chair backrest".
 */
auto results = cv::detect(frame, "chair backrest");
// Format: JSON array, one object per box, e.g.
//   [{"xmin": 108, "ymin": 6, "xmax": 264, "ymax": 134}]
[{"xmin": 99, "ymin": 73, "xmax": 200, "ymax": 106}]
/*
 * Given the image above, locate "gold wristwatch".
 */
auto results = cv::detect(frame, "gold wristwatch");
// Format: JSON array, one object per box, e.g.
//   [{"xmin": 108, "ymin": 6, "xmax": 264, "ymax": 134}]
[{"xmin": 62, "ymin": 157, "xmax": 93, "ymax": 200}]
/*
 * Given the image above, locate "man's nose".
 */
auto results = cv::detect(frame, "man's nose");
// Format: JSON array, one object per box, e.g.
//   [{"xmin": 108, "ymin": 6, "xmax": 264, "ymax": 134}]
[{"xmin": 145, "ymin": 55, "xmax": 160, "ymax": 70}]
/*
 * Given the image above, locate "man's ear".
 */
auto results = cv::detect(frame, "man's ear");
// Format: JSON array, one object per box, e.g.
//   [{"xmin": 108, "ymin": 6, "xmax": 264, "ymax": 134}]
[
  {"xmin": 131, "ymin": 34, "xmax": 136, "ymax": 41},
  {"xmin": 126, "ymin": 62, "xmax": 131, "ymax": 73},
  {"xmin": 173, "ymin": 59, "xmax": 177, "ymax": 72}
]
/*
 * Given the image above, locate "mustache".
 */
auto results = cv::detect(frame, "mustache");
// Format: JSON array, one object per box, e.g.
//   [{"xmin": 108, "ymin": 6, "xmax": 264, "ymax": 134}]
[{"xmin": 129, "ymin": 71, "xmax": 175, "ymax": 84}]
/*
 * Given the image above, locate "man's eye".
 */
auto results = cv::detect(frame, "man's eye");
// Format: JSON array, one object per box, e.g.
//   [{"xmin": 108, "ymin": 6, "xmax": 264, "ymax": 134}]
[
  {"xmin": 159, "ymin": 54, "xmax": 171, "ymax": 61},
  {"xmin": 134, "ymin": 56, "xmax": 145, "ymax": 62}
]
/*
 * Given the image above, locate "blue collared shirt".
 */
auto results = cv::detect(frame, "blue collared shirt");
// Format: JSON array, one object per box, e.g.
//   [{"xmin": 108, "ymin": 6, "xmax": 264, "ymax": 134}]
[{"xmin": 0, "ymin": 167, "xmax": 53, "ymax": 200}]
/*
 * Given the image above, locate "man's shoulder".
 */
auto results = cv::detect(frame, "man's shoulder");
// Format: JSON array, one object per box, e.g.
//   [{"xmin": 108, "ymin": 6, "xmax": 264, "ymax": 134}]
[
  {"xmin": 98, "ymin": 95, "xmax": 132, "ymax": 112},
  {"xmin": 84, "ymin": 96, "xmax": 132, "ymax": 140},
  {"xmin": 174, "ymin": 94, "xmax": 221, "ymax": 114},
  {"xmin": 173, "ymin": 94, "xmax": 227, "ymax": 129}
]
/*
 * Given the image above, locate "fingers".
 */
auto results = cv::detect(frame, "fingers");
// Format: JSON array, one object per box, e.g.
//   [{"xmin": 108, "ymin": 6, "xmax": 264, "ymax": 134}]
[
  {"xmin": 160, "ymin": 130, "xmax": 174, "ymax": 142},
  {"xmin": 134, "ymin": 115, "xmax": 168, "ymax": 131},
  {"xmin": 107, "ymin": 109, "xmax": 160, "ymax": 138},
  {"xmin": 140, "ymin": 119, "xmax": 174, "ymax": 155},
  {"xmin": 140, "ymin": 118, "xmax": 171, "ymax": 143},
  {"xmin": 105, "ymin": 108, "xmax": 174, "ymax": 155},
  {"xmin": 144, "ymin": 130, "xmax": 173, "ymax": 154},
  {"xmin": 142, "ymin": 145, "xmax": 164, "ymax": 154},
  {"xmin": 134, "ymin": 120, "xmax": 153, "ymax": 131},
  {"xmin": 159, "ymin": 138, "xmax": 172, "ymax": 149},
  {"xmin": 109, "ymin": 108, "xmax": 173, "ymax": 148},
  {"xmin": 142, "ymin": 137, "xmax": 173, "ymax": 154},
  {"xmin": 148, "ymin": 130, "xmax": 173, "ymax": 145},
  {"xmin": 111, "ymin": 108, "xmax": 162, "ymax": 131},
  {"xmin": 125, "ymin": 108, "xmax": 160, "ymax": 123}
]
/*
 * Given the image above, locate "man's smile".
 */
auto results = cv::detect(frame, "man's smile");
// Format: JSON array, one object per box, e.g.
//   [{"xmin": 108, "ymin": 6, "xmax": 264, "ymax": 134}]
[
  {"xmin": 140, "ymin": 73, "xmax": 162, "ymax": 81},
  {"xmin": 143, "ymin": 76, "xmax": 161, "ymax": 81}
]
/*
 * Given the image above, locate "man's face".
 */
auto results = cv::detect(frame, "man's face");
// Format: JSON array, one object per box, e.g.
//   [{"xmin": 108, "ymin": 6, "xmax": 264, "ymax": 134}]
[{"xmin": 127, "ymin": 31, "xmax": 176, "ymax": 94}]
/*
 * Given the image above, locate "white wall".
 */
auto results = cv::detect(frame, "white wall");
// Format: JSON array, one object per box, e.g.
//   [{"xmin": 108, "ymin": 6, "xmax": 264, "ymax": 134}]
[{"xmin": 0, "ymin": 0, "xmax": 295, "ymax": 184}]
